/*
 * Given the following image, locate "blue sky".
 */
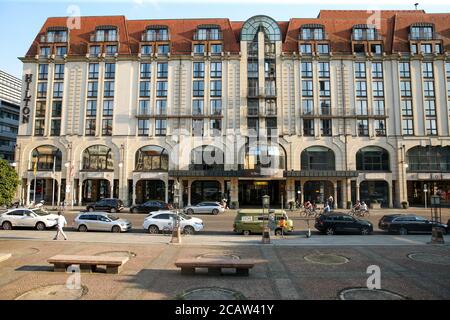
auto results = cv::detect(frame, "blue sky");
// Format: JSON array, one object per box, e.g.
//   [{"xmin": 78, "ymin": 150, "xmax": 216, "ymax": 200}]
[{"xmin": 0, "ymin": 0, "xmax": 448, "ymax": 78}]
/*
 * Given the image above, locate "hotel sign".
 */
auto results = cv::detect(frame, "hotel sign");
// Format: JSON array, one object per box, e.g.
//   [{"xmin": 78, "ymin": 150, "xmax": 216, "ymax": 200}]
[{"xmin": 22, "ymin": 74, "xmax": 32, "ymax": 124}]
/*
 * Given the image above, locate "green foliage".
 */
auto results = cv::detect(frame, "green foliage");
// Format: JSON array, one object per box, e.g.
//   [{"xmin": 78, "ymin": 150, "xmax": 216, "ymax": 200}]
[{"xmin": 0, "ymin": 160, "xmax": 20, "ymax": 206}]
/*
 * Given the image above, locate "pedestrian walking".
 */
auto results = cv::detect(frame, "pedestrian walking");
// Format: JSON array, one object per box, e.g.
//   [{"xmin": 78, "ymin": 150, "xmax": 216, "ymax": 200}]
[
  {"xmin": 328, "ymin": 195, "xmax": 334, "ymax": 211},
  {"xmin": 53, "ymin": 211, "xmax": 68, "ymax": 240},
  {"xmin": 278, "ymin": 214, "xmax": 287, "ymax": 238}
]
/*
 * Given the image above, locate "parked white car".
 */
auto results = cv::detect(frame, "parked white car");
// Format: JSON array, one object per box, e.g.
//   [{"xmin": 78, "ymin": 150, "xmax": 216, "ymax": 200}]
[
  {"xmin": 142, "ymin": 211, "xmax": 204, "ymax": 235},
  {"xmin": 0, "ymin": 208, "xmax": 58, "ymax": 231}
]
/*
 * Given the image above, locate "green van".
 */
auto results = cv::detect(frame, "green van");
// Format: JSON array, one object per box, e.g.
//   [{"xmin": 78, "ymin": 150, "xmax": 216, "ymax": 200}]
[{"xmin": 233, "ymin": 209, "xmax": 294, "ymax": 235}]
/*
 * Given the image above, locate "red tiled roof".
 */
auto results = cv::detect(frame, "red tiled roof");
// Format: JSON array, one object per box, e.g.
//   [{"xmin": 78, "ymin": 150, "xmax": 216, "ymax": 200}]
[{"xmin": 25, "ymin": 10, "xmax": 449, "ymax": 57}]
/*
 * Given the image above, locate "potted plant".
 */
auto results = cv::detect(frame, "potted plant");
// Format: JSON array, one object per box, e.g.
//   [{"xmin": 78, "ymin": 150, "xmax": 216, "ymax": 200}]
[
  {"xmin": 401, "ymin": 201, "xmax": 408, "ymax": 209},
  {"xmin": 370, "ymin": 200, "xmax": 381, "ymax": 209}
]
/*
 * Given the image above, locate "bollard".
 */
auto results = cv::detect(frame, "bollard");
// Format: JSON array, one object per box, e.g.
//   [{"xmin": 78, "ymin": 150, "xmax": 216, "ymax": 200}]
[
  {"xmin": 170, "ymin": 227, "xmax": 182, "ymax": 244},
  {"xmin": 262, "ymin": 227, "xmax": 271, "ymax": 244},
  {"xmin": 429, "ymin": 227, "xmax": 445, "ymax": 244}
]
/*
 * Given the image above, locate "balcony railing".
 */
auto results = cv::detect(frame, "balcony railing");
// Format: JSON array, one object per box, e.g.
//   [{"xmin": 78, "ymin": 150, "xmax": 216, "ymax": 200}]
[
  {"xmin": 408, "ymin": 32, "xmax": 441, "ymax": 41},
  {"xmin": 40, "ymin": 34, "xmax": 67, "ymax": 43},
  {"xmin": 247, "ymin": 107, "xmax": 259, "ymax": 116},
  {"xmin": 299, "ymin": 32, "xmax": 328, "ymax": 41},
  {"xmin": 265, "ymin": 108, "xmax": 277, "ymax": 116},
  {"xmin": 90, "ymin": 34, "xmax": 118, "ymax": 42},
  {"xmin": 351, "ymin": 33, "xmax": 383, "ymax": 41},
  {"xmin": 193, "ymin": 31, "xmax": 223, "ymax": 41},
  {"xmin": 141, "ymin": 33, "xmax": 170, "ymax": 42}
]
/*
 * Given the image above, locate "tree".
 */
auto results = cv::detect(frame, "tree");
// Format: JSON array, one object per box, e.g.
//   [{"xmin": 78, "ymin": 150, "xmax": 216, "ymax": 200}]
[{"xmin": 0, "ymin": 159, "xmax": 20, "ymax": 206}]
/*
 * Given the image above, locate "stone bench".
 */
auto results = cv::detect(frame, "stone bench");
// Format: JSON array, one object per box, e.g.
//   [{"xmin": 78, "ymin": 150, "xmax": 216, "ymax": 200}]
[
  {"xmin": 175, "ymin": 258, "xmax": 255, "ymax": 276},
  {"xmin": 48, "ymin": 255, "xmax": 129, "ymax": 274}
]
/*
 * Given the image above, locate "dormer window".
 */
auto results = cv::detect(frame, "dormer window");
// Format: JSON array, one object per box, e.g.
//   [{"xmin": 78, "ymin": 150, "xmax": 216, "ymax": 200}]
[
  {"xmin": 410, "ymin": 24, "xmax": 434, "ymax": 40},
  {"xmin": 91, "ymin": 26, "xmax": 118, "ymax": 42},
  {"xmin": 300, "ymin": 25, "xmax": 325, "ymax": 40},
  {"xmin": 142, "ymin": 26, "xmax": 169, "ymax": 41},
  {"xmin": 41, "ymin": 27, "xmax": 68, "ymax": 43},
  {"xmin": 352, "ymin": 25, "xmax": 379, "ymax": 41},
  {"xmin": 194, "ymin": 25, "xmax": 222, "ymax": 41}
]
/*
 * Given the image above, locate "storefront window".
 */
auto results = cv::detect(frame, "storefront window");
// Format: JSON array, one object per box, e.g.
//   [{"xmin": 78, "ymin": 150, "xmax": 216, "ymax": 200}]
[
  {"xmin": 406, "ymin": 146, "xmax": 450, "ymax": 172},
  {"xmin": 31, "ymin": 145, "xmax": 62, "ymax": 171},
  {"xmin": 356, "ymin": 146, "xmax": 390, "ymax": 171},
  {"xmin": 135, "ymin": 145, "xmax": 169, "ymax": 171},
  {"xmin": 191, "ymin": 180, "xmax": 221, "ymax": 204},
  {"xmin": 301, "ymin": 146, "xmax": 335, "ymax": 170},
  {"xmin": 82, "ymin": 145, "xmax": 113, "ymax": 170}
]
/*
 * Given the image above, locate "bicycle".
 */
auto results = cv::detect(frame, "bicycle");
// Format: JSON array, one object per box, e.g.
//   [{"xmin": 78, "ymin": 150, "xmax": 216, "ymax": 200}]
[{"xmin": 301, "ymin": 208, "xmax": 318, "ymax": 218}]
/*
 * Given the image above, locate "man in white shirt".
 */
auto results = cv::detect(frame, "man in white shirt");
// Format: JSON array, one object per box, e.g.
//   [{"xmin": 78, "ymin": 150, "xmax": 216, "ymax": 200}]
[{"xmin": 53, "ymin": 211, "xmax": 68, "ymax": 240}]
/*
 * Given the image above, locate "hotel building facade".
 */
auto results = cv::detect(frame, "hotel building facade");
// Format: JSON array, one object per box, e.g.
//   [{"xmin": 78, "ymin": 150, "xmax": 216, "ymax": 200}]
[{"xmin": 15, "ymin": 10, "xmax": 450, "ymax": 208}]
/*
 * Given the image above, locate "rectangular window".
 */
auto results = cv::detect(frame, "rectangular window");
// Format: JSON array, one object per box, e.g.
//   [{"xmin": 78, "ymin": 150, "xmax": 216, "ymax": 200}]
[
  {"xmin": 193, "ymin": 80, "xmax": 204, "ymax": 97},
  {"xmin": 303, "ymin": 119, "xmax": 314, "ymax": 136},
  {"xmin": 317, "ymin": 44, "xmax": 329, "ymax": 54},
  {"xmin": 424, "ymin": 100, "xmax": 436, "ymax": 117},
  {"xmin": 356, "ymin": 81, "xmax": 367, "ymax": 97},
  {"xmin": 373, "ymin": 100, "xmax": 385, "ymax": 115},
  {"xmin": 192, "ymin": 99, "xmax": 204, "ymax": 115},
  {"xmin": 192, "ymin": 119, "xmax": 204, "ymax": 136},
  {"xmin": 52, "ymin": 101, "xmax": 62, "ymax": 117},
  {"xmin": 421, "ymin": 44, "xmax": 432, "ymax": 54},
  {"xmin": 371, "ymin": 44, "xmax": 382, "ymax": 54},
  {"xmin": 375, "ymin": 119, "xmax": 386, "ymax": 136},
  {"xmin": 299, "ymin": 43, "xmax": 312, "ymax": 54},
  {"xmin": 139, "ymin": 100, "xmax": 149, "ymax": 115},
  {"xmin": 156, "ymin": 81, "xmax": 168, "ymax": 97},
  {"xmin": 85, "ymin": 119, "xmax": 96, "ymax": 136},
  {"xmin": 54, "ymin": 64, "xmax": 64, "ymax": 80},
  {"xmin": 155, "ymin": 119, "xmax": 167, "ymax": 136},
  {"xmin": 194, "ymin": 44, "xmax": 205, "ymax": 55},
  {"xmin": 211, "ymin": 44, "xmax": 222, "ymax": 54},
  {"xmin": 138, "ymin": 119, "xmax": 149, "ymax": 136},
  {"xmin": 35, "ymin": 101, "xmax": 46, "ymax": 117},
  {"xmin": 356, "ymin": 100, "xmax": 368, "ymax": 115},
  {"xmin": 424, "ymin": 81, "xmax": 434, "ymax": 97},
  {"xmin": 355, "ymin": 62, "xmax": 366, "ymax": 78},
  {"xmin": 399, "ymin": 62, "xmax": 410, "ymax": 78},
  {"xmin": 210, "ymin": 80, "xmax": 222, "ymax": 97},
  {"xmin": 193, "ymin": 62, "xmax": 204, "ymax": 78},
  {"xmin": 105, "ymin": 45, "xmax": 117, "ymax": 56},
  {"xmin": 400, "ymin": 81, "xmax": 411, "ymax": 97},
  {"xmin": 53, "ymin": 82, "xmax": 63, "ymax": 98},
  {"xmin": 89, "ymin": 45, "xmax": 100, "ymax": 55},
  {"xmin": 141, "ymin": 45, "xmax": 152, "ymax": 55},
  {"xmin": 40, "ymin": 47, "xmax": 50, "ymax": 56},
  {"xmin": 34, "ymin": 119, "xmax": 45, "ymax": 136},
  {"xmin": 321, "ymin": 119, "xmax": 332, "ymax": 136},
  {"xmin": 372, "ymin": 81, "xmax": 384, "ymax": 97},
  {"xmin": 156, "ymin": 99, "xmax": 167, "ymax": 115},
  {"xmin": 372, "ymin": 62, "xmax": 383, "ymax": 78},
  {"xmin": 446, "ymin": 62, "xmax": 450, "ymax": 78},
  {"xmin": 210, "ymin": 119, "xmax": 222, "ymax": 134},
  {"xmin": 104, "ymin": 63, "xmax": 115, "ymax": 79},
  {"xmin": 247, "ymin": 118, "xmax": 259, "ymax": 133},
  {"xmin": 56, "ymin": 46, "xmax": 67, "ymax": 56},
  {"xmin": 302, "ymin": 80, "xmax": 313, "ymax": 96},
  {"xmin": 157, "ymin": 62, "xmax": 168, "ymax": 78},
  {"xmin": 104, "ymin": 81, "xmax": 114, "ymax": 97},
  {"xmin": 210, "ymin": 62, "xmax": 222, "ymax": 78},
  {"xmin": 103, "ymin": 100, "xmax": 114, "ymax": 116},
  {"xmin": 247, "ymin": 100, "xmax": 259, "ymax": 116},
  {"xmin": 402, "ymin": 119, "xmax": 414, "ymax": 135},
  {"xmin": 318, "ymin": 62, "xmax": 330, "ymax": 78},
  {"xmin": 425, "ymin": 118, "xmax": 437, "ymax": 135},
  {"xmin": 248, "ymin": 62, "xmax": 258, "ymax": 78},
  {"xmin": 301, "ymin": 62, "xmax": 313, "ymax": 78},
  {"xmin": 157, "ymin": 45, "xmax": 169, "ymax": 55},
  {"xmin": 422, "ymin": 62, "xmax": 434, "ymax": 78},
  {"xmin": 37, "ymin": 82, "xmax": 47, "ymax": 98},
  {"xmin": 302, "ymin": 99, "xmax": 313, "ymax": 115},
  {"xmin": 211, "ymin": 99, "xmax": 222, "ymax": 115},
  {"xmin": 140, "ymin": 63, "xmax": 151, "ymax": 79},
  {"xmin": 102, "ymin": 119, "xmax": 113, "ymax": 136},
  {"xmin": 401, "ymin": 100, "xmax": 413, "ymax": 116},
  {"xmin": 38, "ymin": 64, "xmax": 48, "ymax": 80},
  {"xmin": 50, "ymin": 119, "xmax": 61, "ymax": 136},
  {"xmin": 87, "ymin": 81, "xmax": 98, "ymax": 98},
  {"xmin": 358, "ymin": 119, "xmax": 369, "ymax": 136},
  {"xmin": 319, "ymin": 80, "xmax": 330, "ymax": 96},
  {"xmin": 320, "ymin": 100, "xmax": 331, "ymax": 115},
  {"xmin": 140, "ymin": 81, "xmax": 151, "ymax": 97},
  {"xmin": 89, "ymin": 63, "xmax": 99, "ymax": 79},
  {"xmin": 86, "ymin": 100, "xmax": 97, "ymax": 117}
]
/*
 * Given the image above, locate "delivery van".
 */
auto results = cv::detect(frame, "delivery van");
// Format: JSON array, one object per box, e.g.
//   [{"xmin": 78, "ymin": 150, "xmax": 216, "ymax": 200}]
[{"xmin": 233, "ymin": 209, "xmax": 294, "ymax": 235}]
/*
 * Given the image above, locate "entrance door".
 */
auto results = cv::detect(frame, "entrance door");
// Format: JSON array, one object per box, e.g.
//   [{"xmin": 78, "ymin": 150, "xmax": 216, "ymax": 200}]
[
  {"xmin": 135, "ymin": 180, "xmax": 165, "ymax": 204},
  {"xmin": 238, "ymin": 181, "xmax": 281, "ymax": 207},
  {"xmin": 303, "ymin": 181, "xmax": 334, "ymax": 205},
  {"xmin": 82, "ymin": 179, "xmax": 111, "ymax": 204}
]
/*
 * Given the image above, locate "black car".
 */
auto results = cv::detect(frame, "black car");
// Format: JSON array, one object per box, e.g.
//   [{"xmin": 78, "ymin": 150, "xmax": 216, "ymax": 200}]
[
  {"xmin": 130, "ymin": 200, "xmax": 172, "ymax": 214},
  {"xmin": 378, "ymin": 214, "xmax": 448, "ymax": 235},
  {"xmin": 86, "ymin": 198, "xmax": 124, "ymax": 213},
  {"xmin": 315, "ymin": 213, "xmax": 373, "ymax": 235}
]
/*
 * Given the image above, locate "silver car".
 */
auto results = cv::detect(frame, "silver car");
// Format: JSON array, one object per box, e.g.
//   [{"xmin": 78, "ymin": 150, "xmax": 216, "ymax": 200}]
[
  {"xmin": 184, "ymin": 202, "xmax": 225, "ymax": 215},
  {"xmin": 74, "ymin": 212, "xmax": 132, "ymax": 233}
]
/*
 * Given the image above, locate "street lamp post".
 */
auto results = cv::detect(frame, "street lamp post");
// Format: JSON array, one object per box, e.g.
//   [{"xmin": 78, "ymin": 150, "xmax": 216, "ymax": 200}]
[
  {"xmin": 262, "ymin": 195, "xmax": 270, "ymax": 244},
  {"xmin": 424, "ymin": 184, "xmax": 428, "ymax": 209}
]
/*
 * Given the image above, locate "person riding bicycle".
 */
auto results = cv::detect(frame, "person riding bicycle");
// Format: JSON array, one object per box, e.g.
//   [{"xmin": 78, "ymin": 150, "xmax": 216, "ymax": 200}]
[
  {"xmin": 304, "ymin": 201, "xmax": 312, "ymax": 210},
  {"xmin": 361, "ymin": 201, "xmax": 368, "ymax": 212},
  {"xmin": 353, "ymin": 200, "xmax": 361, "ymax": 211}
]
